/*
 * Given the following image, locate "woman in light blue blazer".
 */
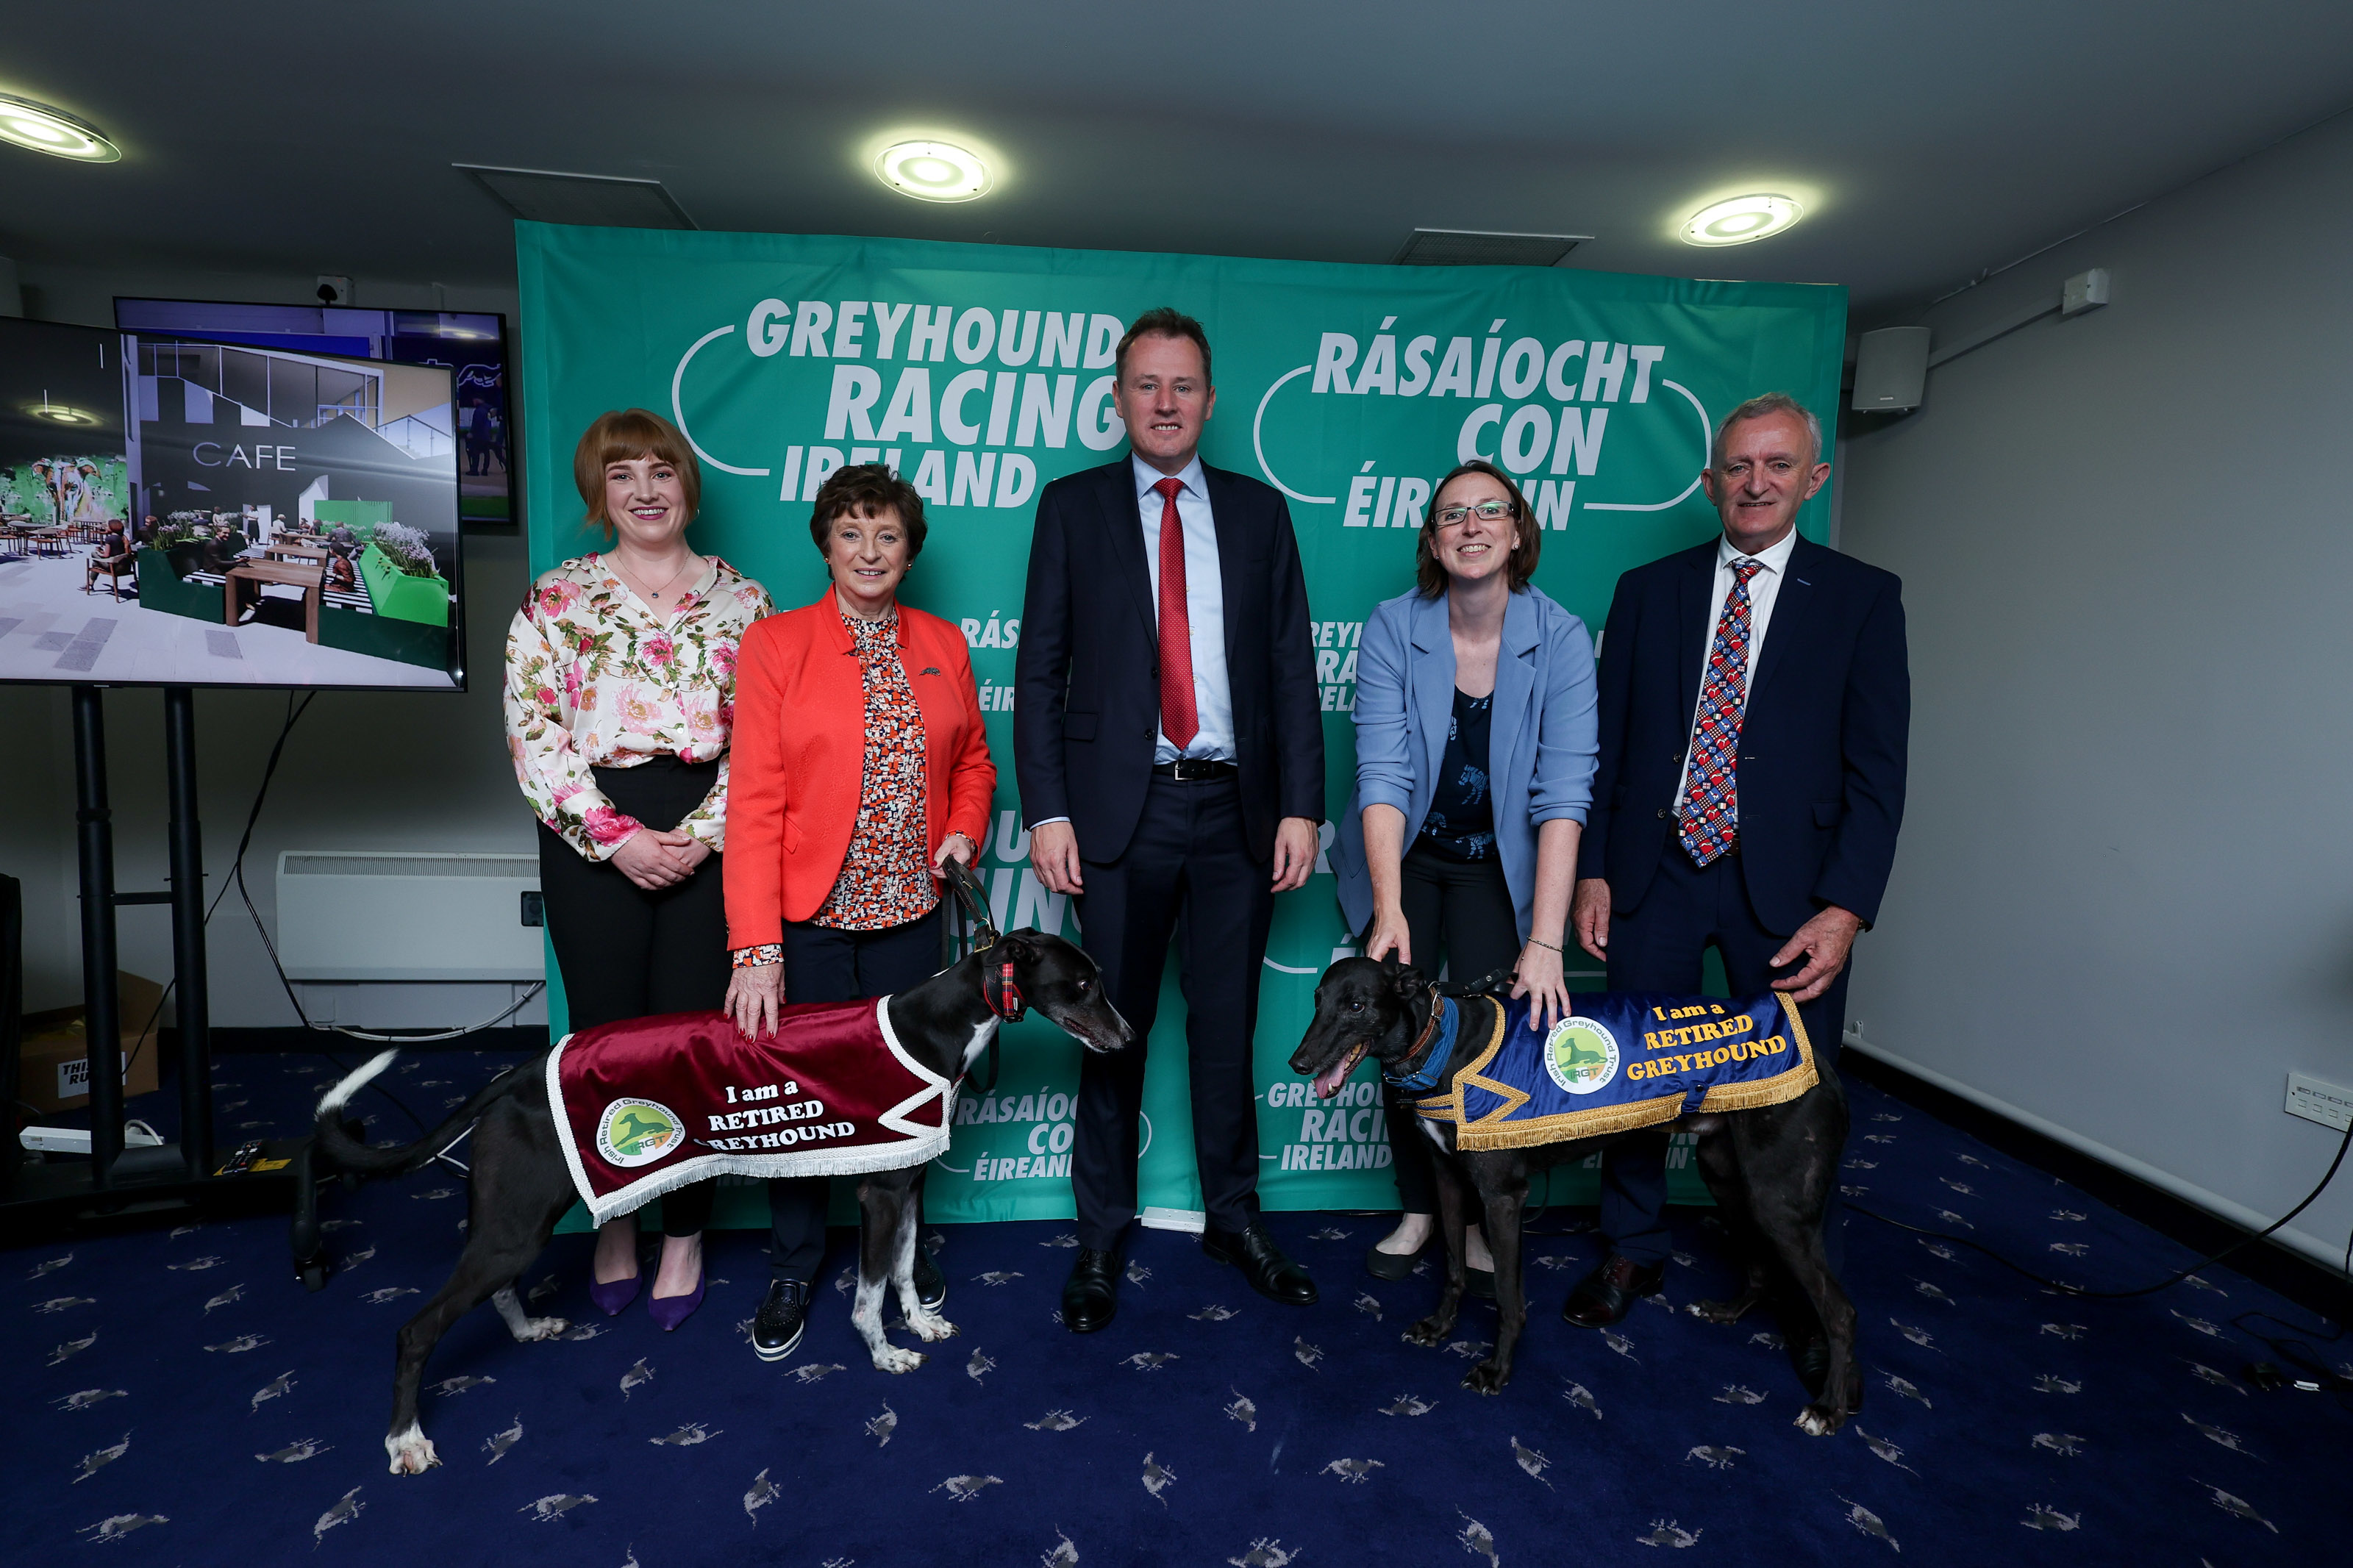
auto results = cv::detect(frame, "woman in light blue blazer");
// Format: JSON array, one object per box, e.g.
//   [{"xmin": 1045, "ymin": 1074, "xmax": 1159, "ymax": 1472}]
[{"xmin": 1331, "ymin": 459, "xmax": 1599, "ymax": 1283}]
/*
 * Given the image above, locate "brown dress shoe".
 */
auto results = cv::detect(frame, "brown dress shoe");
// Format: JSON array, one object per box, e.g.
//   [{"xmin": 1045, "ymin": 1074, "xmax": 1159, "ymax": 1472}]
[{"xmin": 1562, "ymin": 1253, "xmax": 1665, "ymax": 1328}]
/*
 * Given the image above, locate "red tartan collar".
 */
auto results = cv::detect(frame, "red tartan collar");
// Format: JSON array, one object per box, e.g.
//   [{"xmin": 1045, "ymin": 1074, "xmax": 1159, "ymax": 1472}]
[{"xmin": 982, "ymin": 951, "xmax": 1027, "ymax": 1023}]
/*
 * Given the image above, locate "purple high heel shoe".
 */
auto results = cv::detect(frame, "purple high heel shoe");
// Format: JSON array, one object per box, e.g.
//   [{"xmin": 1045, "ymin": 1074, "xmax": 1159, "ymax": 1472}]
[
  {"xmin": 648, "ymin": 1267, "xmax": 705, "ymax": 1332},
  {"xmin": 588, "ymin": 1273, "xmax": 640, "ymax": 1317}
]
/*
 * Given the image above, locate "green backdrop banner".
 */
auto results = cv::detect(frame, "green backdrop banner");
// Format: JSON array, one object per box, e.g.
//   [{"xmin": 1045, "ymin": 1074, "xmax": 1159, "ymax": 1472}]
[{"xmin": 517, "ymin": 221, "xmax": 1845, "ymax": 1228}]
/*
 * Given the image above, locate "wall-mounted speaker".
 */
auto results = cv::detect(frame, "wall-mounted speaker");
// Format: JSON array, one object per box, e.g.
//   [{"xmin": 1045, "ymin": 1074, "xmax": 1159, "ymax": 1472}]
[{"xmin": 1852, "ymin": 326, "xmax": 1931, "ymax": 413}]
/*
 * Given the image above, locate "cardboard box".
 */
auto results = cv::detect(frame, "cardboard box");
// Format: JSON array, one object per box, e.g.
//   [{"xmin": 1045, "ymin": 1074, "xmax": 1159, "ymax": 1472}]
[{"xmin": 18, "ymin": 972, "xmax": 166, "ymax": 1114}]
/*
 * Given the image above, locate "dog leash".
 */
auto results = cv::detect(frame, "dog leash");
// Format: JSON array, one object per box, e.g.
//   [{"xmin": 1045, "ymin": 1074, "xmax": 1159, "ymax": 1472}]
[
  {"xmin": 940, "ymin": 859, "xmax": 1009, "ymax": 1092},
  {"xmin": 1348, "ymin": 916, "xmax": 1517, "ymax": 1002},
  {"xmin": 1436, "ymin": 966, "xmax": 1515, "ymax": 999}
]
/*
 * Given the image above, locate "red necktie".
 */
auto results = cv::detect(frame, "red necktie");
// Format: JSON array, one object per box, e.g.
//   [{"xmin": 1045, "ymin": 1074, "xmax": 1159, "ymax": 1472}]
[{"xmin": 1152, "ymin": 476, "xmax": 1199, "ymax": 749}]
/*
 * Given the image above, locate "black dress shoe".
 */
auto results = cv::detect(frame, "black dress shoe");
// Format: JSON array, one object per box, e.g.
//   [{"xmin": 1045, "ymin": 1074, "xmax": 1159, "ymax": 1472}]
[
  {"xmin": 1365, "ymin": 1231, "xmax": 1490, "ymax": 1295},
  {"xmin": 914, "ymin": 1244, "xmax": 946, "ymax": 1312},
  {"xmin": 1061, "ymin": 1248, "xmax": 1119, "ymax": 1333},
  {"xmin": 1561, "ymin": 1254, "xmax": 1665, "ymax": 1328},
  {"xmin": 1202, "ymin": 1223, "xmax": 1318, "ymax": 1306},
  {"xmin": 751, "ymin": 1278, "xmax": 810, "ymax": 1361}
]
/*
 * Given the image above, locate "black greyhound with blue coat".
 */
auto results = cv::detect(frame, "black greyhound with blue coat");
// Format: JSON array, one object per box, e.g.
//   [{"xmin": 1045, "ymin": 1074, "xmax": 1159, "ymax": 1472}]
[
  {"xmin": 1290, "ymin": 955, "xmax": 1857, "ymax": 1433},
  {"xmin": 314, "ymin": 928, "xmax": 1129, "ymax": 1475}
]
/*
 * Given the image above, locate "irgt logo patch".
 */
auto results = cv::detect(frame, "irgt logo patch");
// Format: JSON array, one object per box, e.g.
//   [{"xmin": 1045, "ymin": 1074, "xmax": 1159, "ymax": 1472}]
[
  {"xmin": 596, "ymin": 1098, "xmax": 685, "ymax": 1167},
  {"xmin": 1543, "ymin": 1017, "xmax": 1621, "ymax": 1096}
]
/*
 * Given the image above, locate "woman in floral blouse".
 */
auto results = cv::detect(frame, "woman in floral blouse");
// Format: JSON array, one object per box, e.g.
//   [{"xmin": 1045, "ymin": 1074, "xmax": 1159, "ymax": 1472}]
[
  {"xmin": 504, "ymin": 408, "xmax": 772, "ymax": 1331},
  {"xmin": 723, "ymin": 463, "xmax": 996, "ymax": 1364}
]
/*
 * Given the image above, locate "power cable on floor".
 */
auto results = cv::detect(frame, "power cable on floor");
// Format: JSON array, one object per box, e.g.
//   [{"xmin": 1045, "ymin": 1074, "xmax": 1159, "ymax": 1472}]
[
  {"xmin": 1848, "ymin": 1111, "xmax": 2352, "ymax": 1301},
  {"xmin": 221, "ymin": 696, "xmax": 545, "ymax": 1130},
  {"xmin": 145, "ymin": 692, "xmax": 543, "ymax": 1137}
]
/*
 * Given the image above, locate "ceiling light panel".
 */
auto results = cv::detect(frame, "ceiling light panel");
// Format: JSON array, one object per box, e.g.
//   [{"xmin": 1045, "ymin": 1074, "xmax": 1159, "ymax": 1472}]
[
  {"xmin": 0, "ymin": 94, "xmax": 121, "ymax": 162},
  {"xmin": 1681, "ymin": 194, "xmax": 1803, "ymax": 246},
  {"xmin": 876, "ymin": 140, "xmax": 990, "ymax": 203}
]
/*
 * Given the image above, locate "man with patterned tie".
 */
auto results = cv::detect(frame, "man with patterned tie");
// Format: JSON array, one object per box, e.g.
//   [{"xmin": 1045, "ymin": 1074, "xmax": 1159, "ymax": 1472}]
[
  {"xmin": 1566, "ymin": 393, "xmax": 1910, "ymax": 1355},
  {"xmin": 1017, "ymin": 308, "xmax": 1326, "ymax": 1333}
]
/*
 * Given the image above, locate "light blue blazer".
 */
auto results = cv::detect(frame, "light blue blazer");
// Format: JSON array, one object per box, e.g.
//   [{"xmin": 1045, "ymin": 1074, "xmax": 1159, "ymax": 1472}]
[{"xmin": 1332, "ymin": 584, "xmax": 1599, "ymax": 942}]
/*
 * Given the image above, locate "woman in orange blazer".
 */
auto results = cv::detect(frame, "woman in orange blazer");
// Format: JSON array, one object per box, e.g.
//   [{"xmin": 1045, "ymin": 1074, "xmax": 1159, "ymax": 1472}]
[{"xmin": 722, "ymin": 462, "xmax": 994, "ymax": 1364}]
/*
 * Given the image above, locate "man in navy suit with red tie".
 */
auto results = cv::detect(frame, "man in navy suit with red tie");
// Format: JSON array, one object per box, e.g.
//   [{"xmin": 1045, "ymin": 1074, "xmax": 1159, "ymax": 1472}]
[
  {"xmin": 1016, "ymin": 308, "xmax": 1327, "ymax": 1333},
  {"xmin": 1568, "ymin": 393, "xmax": 1909, "ymax": 1373}
]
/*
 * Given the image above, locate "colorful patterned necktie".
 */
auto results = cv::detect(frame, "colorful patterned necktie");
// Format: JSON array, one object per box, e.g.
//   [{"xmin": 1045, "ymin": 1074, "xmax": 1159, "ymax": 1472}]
[
  {"xmin": 1152, "ymin": 476, "xmax": 1199, "ymax": 749},
  {"xmin": 1677, "ymin": 557, "xmax": 1765, "ymax": 866}
]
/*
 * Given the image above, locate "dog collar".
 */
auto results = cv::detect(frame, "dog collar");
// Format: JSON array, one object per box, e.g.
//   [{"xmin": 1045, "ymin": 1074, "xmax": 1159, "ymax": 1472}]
[
  {"xmin": 982, "ymin": 950, "xmax": 1027, "ymax": 1023},
  {"xmin": 1382, "ymin": 993, "xmax": 1459, "ymax": 1096}
]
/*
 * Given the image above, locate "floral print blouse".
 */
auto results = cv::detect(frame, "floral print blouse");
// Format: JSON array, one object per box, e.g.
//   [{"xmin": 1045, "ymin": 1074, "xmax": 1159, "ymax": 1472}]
[
  {"xmin": 503, "ymin": 554, "xmax": 773, "ymax": 861},
  {"xmin": 811, "ymin": 605, "xmax": 937, "ymax": 931}
]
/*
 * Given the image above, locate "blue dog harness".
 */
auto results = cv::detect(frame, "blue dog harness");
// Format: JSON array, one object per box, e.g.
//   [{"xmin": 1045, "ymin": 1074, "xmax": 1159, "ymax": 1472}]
[{"xmin": 1397, "ymin": 992, "xmax": 1817, "ymax": 1150}]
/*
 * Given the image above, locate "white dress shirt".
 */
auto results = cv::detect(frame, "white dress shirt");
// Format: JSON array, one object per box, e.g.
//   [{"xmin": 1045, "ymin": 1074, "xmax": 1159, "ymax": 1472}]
[
  {"xmin": 1674, "ymin": 526, "xmax": 1799, "ymax": 819},
  {"xmin": 1133, "ymin": 453, "xmax": 1235, "ymax": 764}
]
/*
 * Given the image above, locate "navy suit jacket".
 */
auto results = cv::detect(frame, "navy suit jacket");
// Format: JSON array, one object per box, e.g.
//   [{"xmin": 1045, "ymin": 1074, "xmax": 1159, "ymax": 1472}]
[
  {"xmin": 1015, "ymin": 457, "xmax": 1325, "ymax": 864},
  {"xmin": 1577, "ymin": 534, "xmax": 1909, "ymax": 933}
]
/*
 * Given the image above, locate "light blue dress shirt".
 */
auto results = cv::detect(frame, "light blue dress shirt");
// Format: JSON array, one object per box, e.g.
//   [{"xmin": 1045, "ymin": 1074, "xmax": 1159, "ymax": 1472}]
[{"xmin": 1133, "ymin": 453, "xmax": 1235, "ymax": 764}]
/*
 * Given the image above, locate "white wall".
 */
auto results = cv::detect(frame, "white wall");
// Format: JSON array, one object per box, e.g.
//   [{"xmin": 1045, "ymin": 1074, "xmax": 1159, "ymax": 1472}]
[
  {"xmin": 1, "ymin": 264, "xmax": 545, "ymax": 1029},
  {"xmin": 1838, "ymin": 111, "xmax": 2353, "ymax": 1272}
]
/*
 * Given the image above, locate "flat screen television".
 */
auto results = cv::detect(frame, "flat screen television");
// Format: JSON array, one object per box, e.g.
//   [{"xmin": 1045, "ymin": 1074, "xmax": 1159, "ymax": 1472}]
[
  {"xmin": 115, "ymin": 297, "xmax": 513, "ymax": 527},
  {"xmin": 0, "ymin": 316, "xmax": 465, "ymax": 691}
]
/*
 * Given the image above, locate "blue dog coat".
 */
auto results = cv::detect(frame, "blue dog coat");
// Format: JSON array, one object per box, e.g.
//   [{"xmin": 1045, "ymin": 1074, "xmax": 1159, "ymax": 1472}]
[{"xmin": 1399, "ymin": 992, "xmax": 1818, "ymax": 1150}]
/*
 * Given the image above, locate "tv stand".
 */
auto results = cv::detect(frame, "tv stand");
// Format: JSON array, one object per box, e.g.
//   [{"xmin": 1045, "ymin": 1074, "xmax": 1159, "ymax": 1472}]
[{"xmin": 2, "ymin": 685, "xmax": 294, "ymax": 1233}]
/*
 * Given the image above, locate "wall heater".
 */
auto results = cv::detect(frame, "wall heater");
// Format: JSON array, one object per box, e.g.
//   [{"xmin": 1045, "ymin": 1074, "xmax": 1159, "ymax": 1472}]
[{"xmin": 274, "ymin": 851, "xmax": 543, "ymax": 981}]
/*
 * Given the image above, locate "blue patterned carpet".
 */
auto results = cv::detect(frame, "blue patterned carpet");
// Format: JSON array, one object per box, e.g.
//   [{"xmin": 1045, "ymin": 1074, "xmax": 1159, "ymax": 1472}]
[{"xmin": 9, "ymin": 1049, "xmax": 2346, "ymax": 1564}]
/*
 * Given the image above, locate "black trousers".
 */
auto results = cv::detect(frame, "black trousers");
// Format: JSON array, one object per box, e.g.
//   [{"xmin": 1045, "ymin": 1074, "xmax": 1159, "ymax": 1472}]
[
  {"xmin": 1385, "ymin": 843, "xmax": 1521, "ymax": 1214},
  {"xmin": 538, "ymin": 757, "xmax": 725, "ymax": 1238},
  {"xmin": 1598, "ymin": 842, "xmax": 1849, "ymax": 1270},
  {"xmin": 1070, "ymin": 774, "xmax": 1271, "ymax": 1250},
  {"xmin": 764, "ymin": 903, "xmax": 945, "ymax": 1281}
]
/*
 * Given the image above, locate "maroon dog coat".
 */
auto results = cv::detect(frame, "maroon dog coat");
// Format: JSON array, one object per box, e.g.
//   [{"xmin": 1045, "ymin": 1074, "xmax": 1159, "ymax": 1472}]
[{"xmin": 548, "ymin": 998, "xmax": 954, "ymax": 1225}]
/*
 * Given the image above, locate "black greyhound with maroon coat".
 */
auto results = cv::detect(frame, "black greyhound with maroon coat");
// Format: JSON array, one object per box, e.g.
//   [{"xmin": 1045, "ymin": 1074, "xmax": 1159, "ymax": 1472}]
[
  {"xmin": 1290, "ymin": 955, "xmax": 1858, "ymax": 1433},
  {"xmin": 314, "ymin": 929, "xmax": 1129, "ymax": 1475}
]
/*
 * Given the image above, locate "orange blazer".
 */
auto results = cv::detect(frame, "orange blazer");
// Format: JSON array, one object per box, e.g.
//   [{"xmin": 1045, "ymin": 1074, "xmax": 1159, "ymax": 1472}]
[{"xmin": 725, "ymin": 593, "xmax": 996, "ymax": 943}]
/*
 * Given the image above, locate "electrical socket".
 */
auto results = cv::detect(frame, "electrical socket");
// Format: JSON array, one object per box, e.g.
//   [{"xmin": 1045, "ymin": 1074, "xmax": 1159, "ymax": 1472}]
[{"xmin": 2285, "ymin": 1071, "xmax": 2353, "ymax": 1133}]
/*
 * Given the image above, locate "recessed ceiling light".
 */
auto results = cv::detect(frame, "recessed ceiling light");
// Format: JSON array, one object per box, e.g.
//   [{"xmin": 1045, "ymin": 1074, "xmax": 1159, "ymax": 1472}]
[
  {"xmin": 876, "ymin": 140, "xmax": 989, "ymax": 203},
  {"xmin": 0, "ymin": 94, "xmax": 121, "ymax": 163},
  {"xmin": 1681, "ymin": 193, "xmax": 1802, "ymax": 247}
]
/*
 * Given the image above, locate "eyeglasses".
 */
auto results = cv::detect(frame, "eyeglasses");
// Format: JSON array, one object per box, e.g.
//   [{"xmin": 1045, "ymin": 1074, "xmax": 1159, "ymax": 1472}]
[{"xmin": 1433, "ymin": 500, "xmax": 1516, "ymax": 529}]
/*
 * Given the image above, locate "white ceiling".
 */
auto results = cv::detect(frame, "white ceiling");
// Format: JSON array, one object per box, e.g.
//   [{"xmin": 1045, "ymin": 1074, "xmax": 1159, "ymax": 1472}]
[{"xmin": 9, "ymin": 0, "xmax": 2353, "ymax": 319}]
